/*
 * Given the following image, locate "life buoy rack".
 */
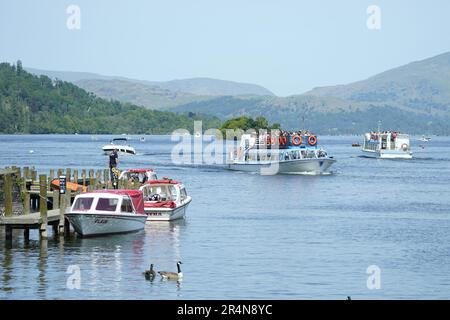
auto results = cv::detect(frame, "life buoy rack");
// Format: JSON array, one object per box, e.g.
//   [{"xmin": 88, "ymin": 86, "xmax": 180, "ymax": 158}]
[
  {"xmin": 308, "ymin": 135, "xmax": 317, "ymax": 146},
  {"xmin": 291, "ymin": 135, "xmax": 302, "ymax": 146}
]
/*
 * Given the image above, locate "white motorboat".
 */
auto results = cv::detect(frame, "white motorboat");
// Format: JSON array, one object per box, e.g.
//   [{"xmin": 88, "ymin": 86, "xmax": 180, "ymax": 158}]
[
  {"xmin": 419, "ymin": 135, "xmax": 431, "ymax": 142},
  {"xmin": 65, "ymin": 190, "xmax": 147, "ymax": 236},
  {"xmin": 361, "ymin": 131, "xmax": 412, "ymax": 159},
  {"xmin": 140, "ymin": 179, "xmax": 192, "ymax": 221},
  {"xmin": 119, "ymin": 168, "xmax": 158, "ymax": 185},
  {"xmin": 102, "ymin": 138, "xmax": 136, "ymax": 155},
  {"xmin": 227, "ymin": 132, "xmax": 336, "ymax": 175}
]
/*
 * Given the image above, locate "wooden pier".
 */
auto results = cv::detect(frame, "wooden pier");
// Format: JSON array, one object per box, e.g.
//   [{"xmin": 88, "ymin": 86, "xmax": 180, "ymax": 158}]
[{"xmin": 0, "ymin": 166, "xmax": 140, "ymax": 244}]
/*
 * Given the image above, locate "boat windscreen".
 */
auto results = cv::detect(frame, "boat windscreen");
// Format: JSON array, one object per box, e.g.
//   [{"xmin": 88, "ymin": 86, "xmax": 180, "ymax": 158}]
[
  {"xmin": 96, "ymin": 198, "xmax": 119, "ymax": 212},
  {"xmin": 73, "ymin": 197, "xmax": 94, "ymax": 211}
]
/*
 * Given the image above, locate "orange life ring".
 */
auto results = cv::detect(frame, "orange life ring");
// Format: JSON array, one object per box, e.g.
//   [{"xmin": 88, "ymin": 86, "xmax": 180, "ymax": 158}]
[
  {"xmin": 308, "ymin": 135, "xmax": 317, "ymax": 146},
  {"xmin": 291, "ymin": 135, "xmax": 302, "ymax": 146}
]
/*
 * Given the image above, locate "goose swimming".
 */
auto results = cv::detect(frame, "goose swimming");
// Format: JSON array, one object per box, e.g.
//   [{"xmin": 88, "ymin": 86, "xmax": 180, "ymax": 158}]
[{"xmin": 158, "ymin": 261, "xmax": 183, "ymax": 280}]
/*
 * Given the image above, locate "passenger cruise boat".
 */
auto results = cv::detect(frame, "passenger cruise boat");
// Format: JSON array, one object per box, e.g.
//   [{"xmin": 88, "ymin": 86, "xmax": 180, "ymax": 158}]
[
  {"xmin": 139, "ymin": 179, "xmax": 192, "ymax": 221},
  {"xmin": 65, "ymin": 190, "xmax": 147, "ymax": 236},
  {"xmin": 361, "ymin": 131, "xmax": 412, "ymax": 159},
  {"xmin": 227, "ymin": 132, "xmax": 336, "ymax": 174},
  {"xmin": 102, "ymin": 138, "xmax": 136, "ymax": 155}
]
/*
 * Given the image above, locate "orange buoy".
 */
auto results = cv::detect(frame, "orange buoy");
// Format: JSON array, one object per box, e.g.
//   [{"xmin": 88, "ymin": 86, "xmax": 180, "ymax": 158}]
[
  {"xmin": 308, "ymin": 135, "xmax": 317, "ymax": 146},
  {"xmin": 291, "ymin": 135, "xmax": 302, "ymax": 146}
]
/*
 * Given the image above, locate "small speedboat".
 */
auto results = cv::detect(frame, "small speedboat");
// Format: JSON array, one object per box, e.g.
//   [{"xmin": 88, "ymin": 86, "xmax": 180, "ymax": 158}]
[
  {"xmin": 66, "ymin": 190, "xmax": 147, "ymax": 236},
  {"xmin": 119, "ymin": 168, "xmax": 158, "ymax": 185},
  {"xmin": 139, "ymin": 179, "xmax": 192, "ymax": 221},
  {"xmin": 102, "ymin": 138, "xmax": 136, "ymax": 155},
  {"xmin": 419, "ymin": 135, "xmax": 431, "ymax": 142}
]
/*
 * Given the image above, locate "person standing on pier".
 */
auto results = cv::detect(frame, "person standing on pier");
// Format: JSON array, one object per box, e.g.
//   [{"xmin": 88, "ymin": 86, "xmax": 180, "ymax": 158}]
[{"xmin": 109, "ymin": 148, "xmax": 119, "ymax": 189}]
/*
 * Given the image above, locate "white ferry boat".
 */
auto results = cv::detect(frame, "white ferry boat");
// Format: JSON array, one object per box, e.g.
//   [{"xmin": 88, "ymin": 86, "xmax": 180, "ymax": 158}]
[
  {"xmin": 361, "ymin": 131, "xmax": 412, "ymax": 159},
  {"xmin": 228, "ymin": 132, "xmax": 336, "ymax": 175}
]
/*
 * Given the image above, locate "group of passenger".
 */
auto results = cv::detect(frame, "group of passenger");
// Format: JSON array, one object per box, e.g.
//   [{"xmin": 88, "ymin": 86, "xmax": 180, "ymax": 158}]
[{"xmin": 369, "ymin": 131, "xmax": 401, "ymax": 141}]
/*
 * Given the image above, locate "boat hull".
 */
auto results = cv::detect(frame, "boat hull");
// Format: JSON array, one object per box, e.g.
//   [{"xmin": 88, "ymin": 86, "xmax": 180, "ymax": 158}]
[
  {"xmin": 361, "ymin": 149, "xmax": 412, "ymax": 159},
  {"xmin": 65, "ymin": 212, "xmax": 147, "ymax": 236},
  {"xmin": 143, "ymin": 201, "xmax": 191, "ymax": 221},
  {"xmin": 228, "ymin": 158, "xmax": 336, "ymax": 174}
]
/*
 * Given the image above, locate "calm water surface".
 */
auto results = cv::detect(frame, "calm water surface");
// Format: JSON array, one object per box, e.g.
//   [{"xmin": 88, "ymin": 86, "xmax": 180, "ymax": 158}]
[{"xmin": 0, "ymin": 134, "xmax": 449, "ymax": 299}]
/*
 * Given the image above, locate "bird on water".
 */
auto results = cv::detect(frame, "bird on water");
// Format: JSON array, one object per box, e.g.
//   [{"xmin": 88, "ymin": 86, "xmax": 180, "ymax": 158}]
[
  {"xmin": 158, "ymin": 261, "xmax": 183, "ymax": 280},
  {"xmin": 143, "ymin": 264, "xmax": 156, "ymax": 280}
]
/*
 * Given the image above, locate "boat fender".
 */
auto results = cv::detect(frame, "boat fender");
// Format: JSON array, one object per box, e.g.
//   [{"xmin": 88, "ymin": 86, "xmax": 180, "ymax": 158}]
[
  {"xmin": 291, "ymin": 135, "xmax": 302, "ymax": 146},
  {"xmin": 308, "ymin": 135, "xmax": 317, "ymax": 146}
]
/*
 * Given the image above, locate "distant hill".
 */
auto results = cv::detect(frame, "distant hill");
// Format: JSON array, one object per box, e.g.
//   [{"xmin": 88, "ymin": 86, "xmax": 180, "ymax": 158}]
[
  {"xmin": 26, "ymin": 68, "xmax": 274, "ymax": 99},
  {"xmin": 306, "ymin": 52, "xmax": 450, "ymax": 116},
  {"xmin": 1, "ymin": 63, "xmax": 220, "ymax": 134}
]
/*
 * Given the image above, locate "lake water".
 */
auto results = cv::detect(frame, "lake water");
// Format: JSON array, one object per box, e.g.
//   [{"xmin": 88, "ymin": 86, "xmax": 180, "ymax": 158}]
[{"xmin": 0, "ymin": 134, "xmax": 449, "ymax": 299}]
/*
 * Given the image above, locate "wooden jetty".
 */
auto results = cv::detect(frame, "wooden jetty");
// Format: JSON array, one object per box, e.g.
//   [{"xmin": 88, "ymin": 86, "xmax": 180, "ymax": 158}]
[{"xmin": 0, "ymin": 166, "xmax": 140, "ymax": 243}]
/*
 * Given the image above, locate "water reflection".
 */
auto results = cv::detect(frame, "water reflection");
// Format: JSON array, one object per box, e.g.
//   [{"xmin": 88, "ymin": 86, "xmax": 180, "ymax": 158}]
[{"xmin": 37, "ymin": 239, "xmax": 48, "ymax": 298}]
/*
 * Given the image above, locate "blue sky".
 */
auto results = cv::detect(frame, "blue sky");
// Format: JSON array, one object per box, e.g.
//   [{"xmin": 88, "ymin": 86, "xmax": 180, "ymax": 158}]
[{"xmin": 1, "ymin": 0, "xmax": 449, "ymax": 96}]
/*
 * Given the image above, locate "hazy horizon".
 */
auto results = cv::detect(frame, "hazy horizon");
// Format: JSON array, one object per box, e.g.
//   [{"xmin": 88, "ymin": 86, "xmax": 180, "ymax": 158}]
[{"xmin": 1, "ymin": 0, "xmax": 450, "ymax": 96}]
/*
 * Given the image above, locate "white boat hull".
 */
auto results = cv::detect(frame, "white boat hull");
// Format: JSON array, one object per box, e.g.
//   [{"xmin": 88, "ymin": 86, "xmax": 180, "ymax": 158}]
[
  {"xmin": 228, "ymin": 158, "xmax": 336, "ymax": 174},
  {"xmin": 102, "ymin": 145, "xmax": 136, "ymax": 155},
  {"xmin": 66, "ymin": 212, "xmax": 147, "ymax": 236},
  {"xmin": 144, "ymin": 200, "xmax": 191, "ymax": 221},
  {"xmin": 361, "ymin": 149, "xmax": 412, "ymax": 159}
]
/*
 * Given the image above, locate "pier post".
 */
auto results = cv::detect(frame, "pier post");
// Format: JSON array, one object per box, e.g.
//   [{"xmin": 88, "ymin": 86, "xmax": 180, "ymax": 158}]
[
  {"xmin": 52, "ymin": 189, "xmax": 59, "ymax": 209},
  {"xmin": 96, "ymin": 170, "xmax": 101, "ymax": 188},
  {"xmin": 103, "ymin": 169, "xmax": 109, "ymax": 189},
  {"xmin": 49, "ymin": 169, "xmax": 55, "ymax": 180},
  {"xmin": 81, "ymin": 169, "xmax": 86, "ymax": 186},
  {"xmin": 4, "ymin": 173, "xmax": 13, "ymax": 217},
  {"xmin": 66, "ymin": 168, "xmax": 71, "ymax": 182},
  {"xmin": 73, "ymin": 169, "xmax": 78, "ymax": 184},
  {"xmin": 24, "ymin": 227, "xmax": 30, "ymax": 242},
  {"xmin": 39, "ymin": 174, "xmax": 48, "ymax": 239},
  {"xmin": 57, "ymin": 169, "xmax": 63, "ymax": 178},
  {"xmin": 5, "ymin": 225, "xmax": 12, "ymax": 242},
  {"xmin": 31, "ymin": 169, "xmax": 37, "ymax": 182},
  {"xmin": 23, "ymin": 166, "xmax": 30, "ymax": 180},
  {"xmin": 59, "ymin": 193, "xmax": 66, "ymax": 234}
]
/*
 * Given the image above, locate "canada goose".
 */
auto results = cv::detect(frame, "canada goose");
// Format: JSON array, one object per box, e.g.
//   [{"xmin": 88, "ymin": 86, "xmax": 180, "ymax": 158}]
[
  {"xmin": 143, "ymin": 264, "xmax": 156, "ymax": 280},
  {"xmin": 158, "ymin": 261, "xmax": 183, "ymax": 280}
]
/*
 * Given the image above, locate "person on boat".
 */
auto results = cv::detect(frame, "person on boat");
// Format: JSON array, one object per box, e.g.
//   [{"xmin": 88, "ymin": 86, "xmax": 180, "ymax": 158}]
[{"xmin": 109, "ymin": 148, "xmax": 119, "ymax": 189}]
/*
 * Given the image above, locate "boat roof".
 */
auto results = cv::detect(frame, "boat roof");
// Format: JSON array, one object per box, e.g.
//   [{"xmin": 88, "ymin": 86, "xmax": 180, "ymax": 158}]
[
  {"xmin": 144, "ymin": 179, "xmax": 181, "ymax": 185},
  {"xmin": 124, "ymin": 168, "xmax": 154, "ymax": 173},
  {"xmin": 81, "ymin": 189, "xmax": 144, "ymax": 214}
]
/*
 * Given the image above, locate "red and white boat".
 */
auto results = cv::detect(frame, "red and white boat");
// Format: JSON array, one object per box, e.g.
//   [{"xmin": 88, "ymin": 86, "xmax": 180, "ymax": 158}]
[
  {"xmin": 66, "ymin": 190, "xmax": 147, "ymax": 236},
  {"xmin": 140, "ymin": 179, "xmax": 192, "ymax": 221},
  {"xmin": 119, "ymin": 168, "xmax": 158, "ymax": 184}
]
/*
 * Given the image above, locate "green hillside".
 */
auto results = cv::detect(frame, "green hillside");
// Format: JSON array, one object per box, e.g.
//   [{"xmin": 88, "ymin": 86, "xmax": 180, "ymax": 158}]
[{"xmin": 0, "ymin": 62, "xmax": 220, "ymax": 134}]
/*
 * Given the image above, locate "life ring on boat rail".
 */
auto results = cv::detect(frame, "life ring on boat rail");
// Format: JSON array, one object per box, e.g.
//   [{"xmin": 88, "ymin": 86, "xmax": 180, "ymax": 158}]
[
  {"xmin": 308, "ymin": 135, "xmax": 317, "ymax": 146},
  {"xmin": 291, "ymin": 135, "xmax": 302, "ymax": 146},
  {"xmin": 401, "ymin": 143, "xmax": 409, "ymax": 151}
]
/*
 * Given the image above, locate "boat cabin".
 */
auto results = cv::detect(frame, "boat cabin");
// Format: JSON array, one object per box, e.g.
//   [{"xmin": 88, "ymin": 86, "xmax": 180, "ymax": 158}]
[
  {"xmin": 363, "ymin": 132, "xmax": 410, "ymax": 152},
  {"xmin": 139, "ymin": 180, "xmax": 188, "ymax": 204},
  {"xmin": 119, "ymin": 169, "xmax": 157, "ymax": 184},
  {"xmin": 70, "ymin": 190, "xmax": 145, "ymax": 215}
]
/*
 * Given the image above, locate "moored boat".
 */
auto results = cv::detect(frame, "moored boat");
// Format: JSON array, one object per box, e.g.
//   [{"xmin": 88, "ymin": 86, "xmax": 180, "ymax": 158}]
[
  {"xmin": 139, "ymin": 179, "xmax": 192, "ymax": 221},
  {"xmin": 65, "ymin": 190, "xmax": 147, "ymax": 236},
  {"xmin": 361, "ymin": 131, "xmax": 412, "ymax": 159},
  {"xmin": 227, "ymin": 131, "xmax": 336, "ymax": 175}
]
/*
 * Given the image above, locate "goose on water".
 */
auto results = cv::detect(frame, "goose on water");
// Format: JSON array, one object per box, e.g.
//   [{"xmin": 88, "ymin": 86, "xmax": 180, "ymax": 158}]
[
  {"xmin": 158, "ymin": 261, "xmax": 183, "ymax": 280},
  {"xmin": 143, "ymin": 264, "xmax": 156, "ymax": 280}
]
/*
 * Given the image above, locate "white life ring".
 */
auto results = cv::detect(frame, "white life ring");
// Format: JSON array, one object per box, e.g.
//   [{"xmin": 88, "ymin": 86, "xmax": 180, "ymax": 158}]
[{"xmin": 401, "ymin": 143, "xmax": 409, "ymax": 151}]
